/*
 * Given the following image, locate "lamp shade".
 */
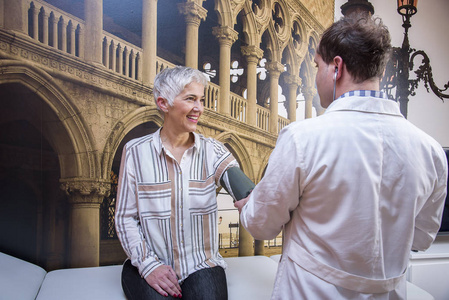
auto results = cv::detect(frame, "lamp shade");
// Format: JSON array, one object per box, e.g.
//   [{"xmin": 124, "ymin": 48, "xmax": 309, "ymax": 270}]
[{"xmin": 397, "ymin": 0, "xmax": 418, "ymax": 16}]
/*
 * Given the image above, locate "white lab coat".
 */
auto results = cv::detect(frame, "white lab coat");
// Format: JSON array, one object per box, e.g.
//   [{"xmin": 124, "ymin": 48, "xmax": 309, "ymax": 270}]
[{"xmin": 241, "ymin": 92, "xmax": 447, "ymax": 300}]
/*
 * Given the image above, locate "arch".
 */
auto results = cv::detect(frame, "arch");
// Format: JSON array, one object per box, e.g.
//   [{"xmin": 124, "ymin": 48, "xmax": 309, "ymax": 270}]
[
  {"xmin": 290, "ymin": 15, "xmax": 308, "ymax": 56},
  {"xmin": 213, "ymin": 131, "xmax": 254, "ymax": 181},
  {"xmin": 281, "ymin": 43, "xmax": 300, "ymax": 75},
  {"xmin": 237, "ymin": 1, "xmax": 262, "ymax": 46},
  {"xmin": 101, "ymin": 106, "xmax": 163, "ymax": 178},
  {"xmin": 256, "ymin": 0, "xmax": 291, "ymax": 63},
  {"xmin": 214, "ymin": 0, "xmax": 236, "ymax": 27},
  {"xmin": 0, "ymin": 59, "xmax": 97, "ymax": 179},
  {"xmin": 300, "ymin": 33, "xmax": 319, "ymax": 89},
  {"xmin": 272, "ymin": 0, "xmax": 291, "ymax": 44}
]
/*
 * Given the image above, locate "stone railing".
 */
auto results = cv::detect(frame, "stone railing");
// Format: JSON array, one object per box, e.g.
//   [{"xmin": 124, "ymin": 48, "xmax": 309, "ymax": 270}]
[
  {"xmin": 102, "ymin": 32, "xmax": 142, "ymax": 81},
  {"xmin": 155, "ymin": 57, "xmax": 175, "ymax": 75},
  {"xmin": 257, "ymin": 106, "xmax": 270, "ymax": 131},
  {"xmin": 25, "ymin": 0, "xmax": 85, "ymax": 58},
  {"xmin": 205, "ymin": 82, "xmax": 219, "ymax": 111},
  {"xmin": 230, "ymin": 93, "xmax": 247, "ymax": 123},
  {"xmin": 19, "ymin": 0, "xmax": 288, "ymax": 133},
  {"xmin": 278, "ymin": 116, "xmax": 290, "ymax": 133}
]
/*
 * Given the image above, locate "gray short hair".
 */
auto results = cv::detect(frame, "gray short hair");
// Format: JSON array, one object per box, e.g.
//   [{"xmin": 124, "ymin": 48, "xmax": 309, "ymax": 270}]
[{"xmin": 153, "ymin": 66, "xmax": 208, "ymax": 109}]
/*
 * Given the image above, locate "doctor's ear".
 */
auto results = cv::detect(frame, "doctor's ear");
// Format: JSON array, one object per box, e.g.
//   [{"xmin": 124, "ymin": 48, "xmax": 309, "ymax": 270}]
[{"xmin": 332, "ymin": 56, "xmax": 343, "ymax": 77}]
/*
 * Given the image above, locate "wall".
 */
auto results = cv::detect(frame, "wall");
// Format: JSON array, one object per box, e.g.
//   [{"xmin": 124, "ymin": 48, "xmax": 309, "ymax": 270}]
[{"xmin": 334, "ymin": 0, "xmax": 449, "ymax": 147}]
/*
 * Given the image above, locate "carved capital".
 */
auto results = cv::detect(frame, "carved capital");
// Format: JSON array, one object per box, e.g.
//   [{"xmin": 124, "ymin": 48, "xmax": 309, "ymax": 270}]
[
  {"xmin": 60, "ymin": 178, "xmax": 111, "ymax": 202},
  {"xmin": 212, "ymin": 26, "xmax": 238, "ymax": 46},
  {"xmin": 178, "ymin": 2, "xmax": 207, "ymax": 26},
  {"xmin": 241, "ymin": 45, "xmax": 264, "ymax": 61},
  {"xmin": 284, "ymin": 74, "xmax": 301, "ymax": 87},
  {"xmin": 265, "ymin": 61, "xmax": 285, "ymax": 77},
  {"xmin": 302, "ymin": 85, "xmax": 317, "ymax": 99}
]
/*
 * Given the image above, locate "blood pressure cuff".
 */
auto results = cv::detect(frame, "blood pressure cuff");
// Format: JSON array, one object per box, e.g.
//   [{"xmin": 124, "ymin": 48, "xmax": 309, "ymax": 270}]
[{"xmin": 220, "ymin": 167, "xmax": 255, "ymax": 202}]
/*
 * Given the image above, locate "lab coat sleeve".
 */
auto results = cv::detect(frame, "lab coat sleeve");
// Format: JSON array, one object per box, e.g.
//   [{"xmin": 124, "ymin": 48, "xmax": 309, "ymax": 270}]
[
  {"xmin": 412, "ymin": 149, "xmax": 448, "ymax": 251},
  {"xmin": 240, "ymin": 127, "xmax": 303, "ymax": 240}
]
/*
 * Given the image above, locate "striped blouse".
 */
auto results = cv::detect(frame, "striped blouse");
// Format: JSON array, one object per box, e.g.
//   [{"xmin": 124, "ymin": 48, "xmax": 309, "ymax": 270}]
[{"xmin": 115, "ymin": 128, "xmax": 238, "ymax": 282}]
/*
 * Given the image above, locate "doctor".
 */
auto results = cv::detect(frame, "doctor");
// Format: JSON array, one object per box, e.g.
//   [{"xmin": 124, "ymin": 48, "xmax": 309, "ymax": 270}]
[{"xmin": 235, "ymin": 14, "xmax": 447, "ymax": 299}]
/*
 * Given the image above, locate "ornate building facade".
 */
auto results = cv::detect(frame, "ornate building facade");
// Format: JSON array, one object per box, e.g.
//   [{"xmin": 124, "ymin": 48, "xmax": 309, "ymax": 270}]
[{"xmin": 0, "ymin": 0, "xmax": 333, "ymax": 270}]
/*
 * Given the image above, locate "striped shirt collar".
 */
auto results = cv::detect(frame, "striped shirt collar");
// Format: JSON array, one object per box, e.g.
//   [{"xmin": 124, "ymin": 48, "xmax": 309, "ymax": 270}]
[
  {"xmin": 326, "ymin": 89, "xmax": 402, "ymax": 117},
  {"xmin": 154, "ymin": 127, "xmax": 201, "ymax": 155},
  {"xmin": 337, "ymin": 90, "xmax": 390, "ymax": 101}
]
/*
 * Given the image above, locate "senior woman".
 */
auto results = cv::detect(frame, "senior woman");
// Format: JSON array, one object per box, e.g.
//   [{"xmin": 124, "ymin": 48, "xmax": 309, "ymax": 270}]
[{"xmin": 115, "ymin": 66, "xmax": 238, "ymax": 300}]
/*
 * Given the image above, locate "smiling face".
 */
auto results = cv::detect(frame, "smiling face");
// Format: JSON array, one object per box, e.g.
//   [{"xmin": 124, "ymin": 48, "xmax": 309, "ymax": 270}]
[{"xmin": 162, "ymin": 81, "xmax": 205, "ymax": 136}]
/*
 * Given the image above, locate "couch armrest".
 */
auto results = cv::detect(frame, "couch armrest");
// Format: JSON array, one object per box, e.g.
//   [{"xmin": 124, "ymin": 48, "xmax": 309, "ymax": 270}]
[{"xmin": 0, "ymin": 252, "xmax": 47, "ymax": 300}]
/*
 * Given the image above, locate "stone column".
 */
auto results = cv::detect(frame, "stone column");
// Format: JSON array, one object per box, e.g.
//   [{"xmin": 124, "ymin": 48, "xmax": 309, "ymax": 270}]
[
  {"xmin": 178, "ymin": 2, "xmax": 207, "ymax": 69},
  {"xmin": 61, "ymin": 178, "xmax": 110, "ymax": 268},
  {"xmin": 238, "ymin": 224, "xmax": 253, "ymax": 256},
  {"xmin": 241, "ymin": 45, "xmax": 263, "ymax": 127},
  {"xmin": 265, "ymin": 61, "xmax": 285, "ymax": 134},
  {"xmin": 254, "ymin": 240, "xmax": 264, "ymax": 256},
  {"xmin": 142, "ymin": 0, "xmax": 157, "ymax": 85},
  {"xmin": 84, "ymin": 0, "xmax": 103, "ymax": 64},
  {"xmin": 50, "ymin": 14, "xmax": 58, "ymax": 48},
  {"xmin": 78, "ymin": 26, "xmax": 85, "ymax": 59},
  {"xmin": 60, "ymin": 19, "xmax": 67, "ymax": 52},
  {"xmin": 136, "ymin": 54, "xmax": 142, "ymax": 81},
  {"xmin": 103, "ymin": 37, "xmax": 110, "ymax": 69},
  {"xmin": 284, "ymin": 74, "xmax": 301, "ymax": 122},
  {"xmin": 111, "ymin": 42, "xmax": 118, "ymax": 72},
  {"xmin": 212, "ymin": 26, "xmax": 238, "ymax": 116},
  {"xmin": 130, "ymin": 50, "xmax": 136, "ymax": 80},
  {"xmin": 117, "ymin": 44, "xmax": 123, "ymax": 74},
  {"xmin": 42, "ymin": 11, "xmax": 49, "ymax": 45},
  {"xmin": 303, "ymin": 85, "xmax": 316, "ymax": 119},
  {"xmin": 3, "ymin": 0, "xmax": 27, "ymax": 33},
  {"xmin": 31, "ymin": 4, "xmax": 39, "ymax": 40},
  {"xmin": 69, "ymin": 22, "xmax": 76, "ymax": 55}
]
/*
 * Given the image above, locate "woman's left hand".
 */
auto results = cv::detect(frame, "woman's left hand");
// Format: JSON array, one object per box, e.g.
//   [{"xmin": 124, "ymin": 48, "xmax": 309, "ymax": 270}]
[{"xmin": 145, "ymin": 265, "xmax": 182, "ymax": 298}]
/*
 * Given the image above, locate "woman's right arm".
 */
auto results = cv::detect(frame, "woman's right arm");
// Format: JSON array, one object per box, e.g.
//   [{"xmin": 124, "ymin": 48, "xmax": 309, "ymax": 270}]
[
  {"xmin": 116, "ymin": 143, "xmax": 182, "ymax": 297},
  {"xmin": 115, "ymin": 143, "xmax": 163, "ymax": 279}
]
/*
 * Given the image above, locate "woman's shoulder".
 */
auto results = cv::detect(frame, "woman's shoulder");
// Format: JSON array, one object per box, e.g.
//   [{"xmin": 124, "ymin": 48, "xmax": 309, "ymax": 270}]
[
  {"xmin": 125, "ymin": 132, "xmax": 157, "ymax": 150},
  {"xmin": 194, "ymin": 133, "xmax": 229, "ymax": 153}
]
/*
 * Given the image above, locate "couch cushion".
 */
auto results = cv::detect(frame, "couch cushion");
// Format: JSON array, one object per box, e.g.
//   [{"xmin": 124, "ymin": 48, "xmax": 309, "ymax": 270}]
[
  {"xmin": 224, "ymin": 256, "xmax": 278, "ymax": 300},
  {"xmin": 0, "ymin": 252, "xmax": 47, "ymax": 300},
  {"xmin": 35, "ymin": 265, "xmax": 126, "ymax": 300},
  {"xmin": 35, "ymin": 257, "xmax": 278, "ymax": 300}
]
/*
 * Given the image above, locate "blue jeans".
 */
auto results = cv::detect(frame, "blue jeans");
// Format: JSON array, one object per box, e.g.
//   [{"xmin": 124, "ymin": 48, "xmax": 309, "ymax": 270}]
[{"xmin": 121, "ymin": 259, "xmax": 228, "ymax": 300}]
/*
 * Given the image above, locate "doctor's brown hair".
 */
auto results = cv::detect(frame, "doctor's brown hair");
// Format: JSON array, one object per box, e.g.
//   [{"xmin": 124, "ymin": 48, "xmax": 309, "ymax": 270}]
[{"xmin": 317, "ymin": 15, "xmax": 392, "ymax": 83}]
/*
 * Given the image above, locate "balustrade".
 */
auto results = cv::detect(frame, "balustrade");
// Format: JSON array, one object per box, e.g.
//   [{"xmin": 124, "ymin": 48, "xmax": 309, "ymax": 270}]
[
  {"xmin": 102, "ymin": 32, "xmax": 142, "ymax": 81},
  {"xmin": 26, "ymin": 0, "xmax": 84, "ymax": 57},
  {"xmin": 230, "ymin": 94, "xmax": 247, "ymax": 122},
  {"xmin": 257, "ymin": 106, "xmax": 270, "ymax": 131},
  {"xmin": 155, "ymin": 57, "xmax": 175, "ymax": 75},
  {"xmin": 278, "ymin": 116, "xmax": 290, "ymax": 133},
  {"xmin": 205, "ymin": 82, "xmax": 219, "ymax": 111},
  {"xmin": 18, "ymin": 0, "xmax": 288, "ymax": 133}
]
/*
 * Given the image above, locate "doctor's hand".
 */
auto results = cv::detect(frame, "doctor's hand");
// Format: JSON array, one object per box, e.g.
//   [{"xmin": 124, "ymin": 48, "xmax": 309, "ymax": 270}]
[
  {"xmin": 145, "ymin": 265, "xmax": 182, "ymax": 298},
  {"xmin": 234, "ymin": 195, "xmax": 250, "ymax": 213}
]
